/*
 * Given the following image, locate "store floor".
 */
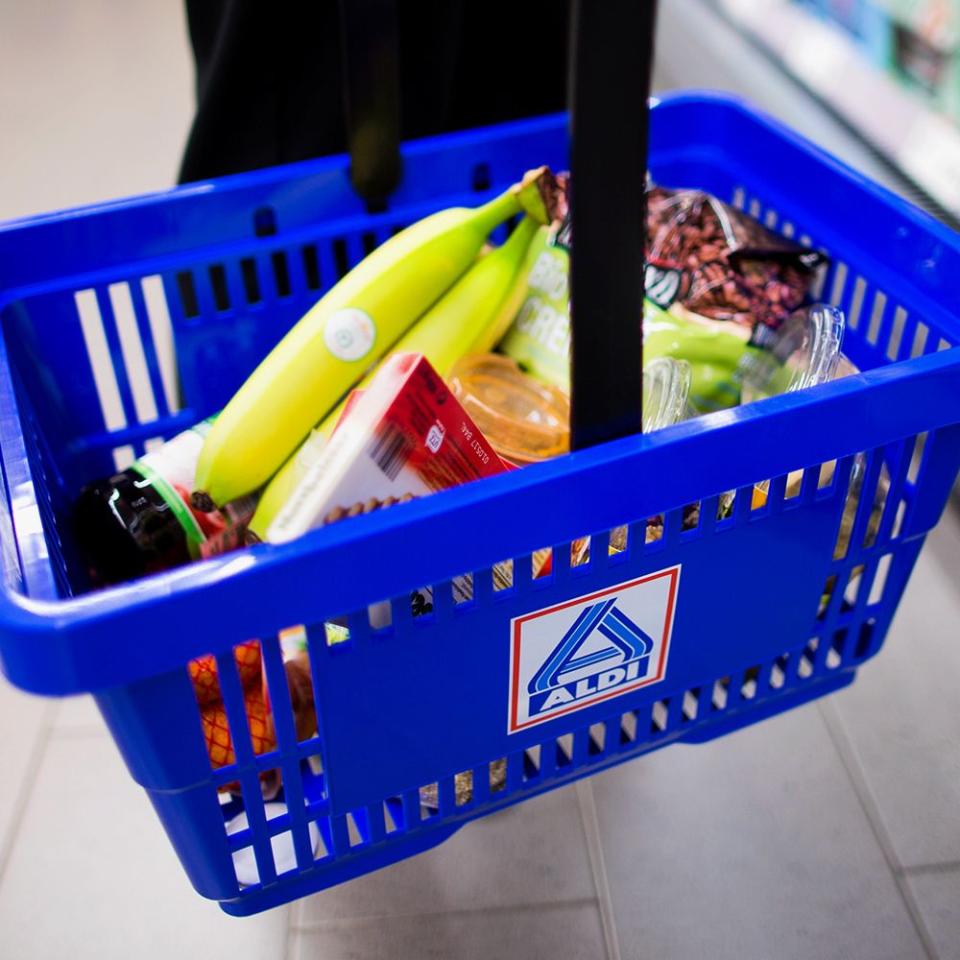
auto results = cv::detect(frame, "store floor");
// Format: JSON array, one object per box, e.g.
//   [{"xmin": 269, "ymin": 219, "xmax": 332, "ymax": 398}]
[{"xmin": 0, "ymin": 2, "xmax": 958, "ymax": 958}]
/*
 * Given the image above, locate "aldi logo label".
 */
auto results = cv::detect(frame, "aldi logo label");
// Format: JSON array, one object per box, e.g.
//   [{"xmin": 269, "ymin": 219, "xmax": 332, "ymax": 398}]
[{"xmin": 508, "ymin": 566, "xmax": 680, "ymax": 733}]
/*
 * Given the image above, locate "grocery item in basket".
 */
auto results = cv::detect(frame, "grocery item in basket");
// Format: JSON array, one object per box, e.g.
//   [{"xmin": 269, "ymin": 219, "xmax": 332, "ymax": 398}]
[
  {"xmin": 189, "ymin": 640, "xmax": 263, "ymax": 708},
  {"xmin": 193, "ymin": 640, "xmax": 316, "ymax": 794},
  {"xmin": 201, "ymin": 678, "xmax": 276, "ymax": 770},
  {"xmin": 737, "ymin": 303, "xmax": 845, "ymax": 404},
  {"xmin": 644, "ymin": 303, "xmax": 756, "ymax": 412},
  {"xmin": 448, "ymin": 353, "xmax": 570, "ymax": 465},
  {"xmin": 318, "ymin": 217, "xmax": 540, "ymax": 437},
  {"xmin": 448, "ymin": 353, "xmax": 691, "ymax": 465},
  {"xmin": 73, "ymin": 420, "xmax": 257, "ymax": 587},
  {"xmin": 504, "ymin": 286, "xmax": 758, "ymax": 413},
  {"xmin": 265, "ymin": 353, "xmax": 511, "ymax": 624},
  {"xmin": 248, "ymin": 216, "xmax": 540, "ymax": 541},
  {"xmin": 499, "ymin": 183, "xmax": 828, "ymax": 391},
  {"xmin": 420, "ymin": 759, "xmax": 507, "ymax": 813},
  {"xmin": 265, "ymin": 352, "xmax": 508, "ymax": 543},
  {"xmin": 644, "ymin": 185, "xmax": 828, "ymax": 341},
  {"xmin": 743, "ymin": 305, "xmax": 847, "ymax": 516},
  {"xmin": 498, "ymin": 222, "xmax": 572, "ymax": 389},
  {"xmin": 583, "ymin": 313, "xmax": 843, "ymax": 556},
  {"xmin": 764, "ymin": 351, "xmax": 889, "ymax": 564},
  {"xmin": 193, "ymin": 166, "xmax": 562, "ymax": 508}
]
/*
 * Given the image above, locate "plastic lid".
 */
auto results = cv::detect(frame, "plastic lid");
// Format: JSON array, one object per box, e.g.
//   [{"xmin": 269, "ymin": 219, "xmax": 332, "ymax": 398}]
[{"xmin": 738, "ymin": 304, "xmax": 844, "ymax": 404}]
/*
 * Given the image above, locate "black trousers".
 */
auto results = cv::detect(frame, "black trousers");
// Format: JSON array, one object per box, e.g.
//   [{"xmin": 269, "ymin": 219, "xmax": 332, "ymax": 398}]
[{"xmin": 179, "ymin": 1, "xmax": 569, "ymax": 185}]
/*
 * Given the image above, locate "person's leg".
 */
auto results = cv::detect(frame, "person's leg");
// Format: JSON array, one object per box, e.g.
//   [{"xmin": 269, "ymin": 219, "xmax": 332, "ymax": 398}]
[
  {"xmin": 179, "ymin": 0, "xmax": 570, "ymax": 184},
  {"xmin": 179, "ymin": 1, "xmax": 345, "ymax": 183}
]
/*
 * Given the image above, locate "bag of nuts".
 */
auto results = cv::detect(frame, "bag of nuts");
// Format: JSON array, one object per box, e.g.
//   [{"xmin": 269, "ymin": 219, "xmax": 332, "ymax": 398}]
[{"xmin": 644, "ymin": 185, "xmax": 828, "ymax": 345}]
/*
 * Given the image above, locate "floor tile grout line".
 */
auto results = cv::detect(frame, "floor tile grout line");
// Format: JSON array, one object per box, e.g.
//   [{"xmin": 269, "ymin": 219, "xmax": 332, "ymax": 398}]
[
  {"xmin": 816, "ymin": 700, "xmax": 906, "ymax": 868},
  {"xmin": 291, "ymin": 897, "xmax": 601, "ymax": 931},
  {"xmin": 575, "ymin": 779, "xmax": 622, "ymax": 960},
  {"xmin": 283, "ymin": 905, "xmax": 294, "ymax": 960},
  {"xmin": 899, "ymin": 861, "xmax": 960, "ymax": 879},
  {"xmin": 288, "ymin": 897, "xmax": 304, "ymax": 958},
  {"xmin": 0, "ymin": 702, "xmax": 56, "ymax": 891},
  {"xmin": 818, "ymin": 698, "xmax": 940, "ymax": 960}
]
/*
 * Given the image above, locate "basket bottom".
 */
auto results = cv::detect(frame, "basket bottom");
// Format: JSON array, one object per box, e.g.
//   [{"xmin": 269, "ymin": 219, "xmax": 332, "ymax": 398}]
[
  {"xmin": 218, "ymin": 821, "xmax": 463, "ymax": 917},
  {"xmin": 215, "ymin": 671, "xmax": 855, "ymax": 916}
]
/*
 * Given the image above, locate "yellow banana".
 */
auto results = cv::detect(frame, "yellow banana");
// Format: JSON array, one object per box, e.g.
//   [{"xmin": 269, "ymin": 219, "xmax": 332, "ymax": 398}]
[
  {"xmin": 467, "ymin": 223, "xmax": 547, "ymax": 356},
  {"xmin": 248, "ymin": 216, "xmax": 539, "ymax": 540},
  {"xmin": 194, "ymin": 169, "xmax": 552, "ymax": 506},
  {"xmin": 325, "ymin": 216, "xmax": 537, "ymax": 430}
]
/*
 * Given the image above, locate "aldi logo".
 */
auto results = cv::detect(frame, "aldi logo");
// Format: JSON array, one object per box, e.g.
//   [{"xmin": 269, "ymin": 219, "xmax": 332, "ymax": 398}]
[{"xmin": 508, "ymin": 566, "xmax": 680, "ymax": 733}]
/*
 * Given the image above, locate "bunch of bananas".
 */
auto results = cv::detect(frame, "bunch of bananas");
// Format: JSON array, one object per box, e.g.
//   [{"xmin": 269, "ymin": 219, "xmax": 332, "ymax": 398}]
[{"xmin": 191, "ymin": 167, "xmax": 557, "ymax": 539}]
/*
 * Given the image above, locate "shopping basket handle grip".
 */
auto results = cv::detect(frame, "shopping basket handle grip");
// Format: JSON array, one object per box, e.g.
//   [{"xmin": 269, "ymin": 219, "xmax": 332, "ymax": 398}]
[
  {"xmin": 568, "ymin": 0, "xmax": 657, "ymax": 450},
  {"xmin": 339, "ymin": 0, "xmax": 402, "ymax": 210}
]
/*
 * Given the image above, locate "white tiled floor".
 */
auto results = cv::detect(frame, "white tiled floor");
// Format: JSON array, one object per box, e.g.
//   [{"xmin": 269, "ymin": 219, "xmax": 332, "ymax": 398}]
[
  {"xmin": 828, "ymin": 516, "xmax": 960, "ymax": 869},
  {"xmin": 0, "ymin": 737, "xmax": 290, "ymax": 960},
  {"xmin": 908, "ymin": 871, "xmax": 960, "ymax": 960},
  {"xmin": 1, "ymin": 2, "xmax": 958, "ymax": 959},
  {"xmin": 0, "ymin": 0, "xmax": 192, "ymax": 220}
]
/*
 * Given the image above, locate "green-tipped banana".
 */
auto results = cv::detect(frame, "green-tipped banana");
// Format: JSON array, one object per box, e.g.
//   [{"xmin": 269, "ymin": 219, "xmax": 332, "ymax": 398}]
[
  {"xmin": 248, "ymin": 216, "xmax": 539, "ymax": 540},
  {"xmin": 194, "ymin": 169, "xmax": 554, "ymax": 506},
  {"xmin": 467, "ymin": 223, "xmax": 547, "ymax": 357},
  {"xmin": 324, "ymin": 216, "xmax": 537, "ymax": 430}
]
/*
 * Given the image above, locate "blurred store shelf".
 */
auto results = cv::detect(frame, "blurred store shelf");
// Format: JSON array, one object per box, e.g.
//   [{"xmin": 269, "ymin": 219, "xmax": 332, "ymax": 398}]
[
  {"xmin": 716, "ymin": 0, "xmax": 960, "ymax": 225},
  {"xmin": 654, "ymin": 0, "xmax": 907, "ymax": 197}
]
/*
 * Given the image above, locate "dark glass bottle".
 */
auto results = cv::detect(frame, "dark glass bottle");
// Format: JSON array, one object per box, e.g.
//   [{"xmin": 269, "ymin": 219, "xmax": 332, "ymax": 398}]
[
  {"xmin": 74, "ymin": 469, "xmax": 197, "ymax": 586},
  {"xmin": 74, "ymin": 420, "xmax": 254, "ymax": 587}
]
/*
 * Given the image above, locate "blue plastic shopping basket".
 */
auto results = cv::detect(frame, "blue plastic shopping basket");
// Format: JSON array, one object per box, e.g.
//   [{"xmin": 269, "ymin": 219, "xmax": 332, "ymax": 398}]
[{"xmin": 0, "ymin": 89, "xmax": 959, "ymax": 915}]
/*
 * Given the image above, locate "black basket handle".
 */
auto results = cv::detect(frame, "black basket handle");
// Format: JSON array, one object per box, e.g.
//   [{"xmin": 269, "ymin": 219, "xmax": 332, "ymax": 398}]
[
  {"xmin": 339, "ymin": 0, "xmax": 402, "ymax": 210},
  {"xmin": 568, "ymin": 0, "xmax": 657, "ymax": 449},
  {"xmin": 339, "ymin": 0, "xmax": 657, "ymax": 443}
]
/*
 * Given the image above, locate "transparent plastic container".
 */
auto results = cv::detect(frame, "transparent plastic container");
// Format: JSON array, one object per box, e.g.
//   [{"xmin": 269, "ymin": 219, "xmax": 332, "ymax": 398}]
[
  {"xmin": 739, "ymin": 304, "xmax": 845, "ymax": 404},
  {"xmin": 449, "ymin": 353, "xmax": 692, "ymax": 465}
]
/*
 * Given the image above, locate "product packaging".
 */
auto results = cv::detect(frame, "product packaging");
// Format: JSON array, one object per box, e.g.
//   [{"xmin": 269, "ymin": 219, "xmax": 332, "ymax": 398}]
[
  {"xmin": 73, "ymin": 419, "xmax": 257, "ymax": 586},
  {"xmin": 448, "ymin": 353, "xmax": 570, "ymax": 465},
  {"xmin": 448, "ymin": 353, "xmax": 692, "ymax": 466},
  {"xmin": 498, "ymin": 223, "xmax": 572, "ymax": 390},
  {"xmin": 741, "ymin": 304, "xmax": 847, "ymax": 514},
  {"xmin": 644, "ymin": 185, "xmax": 828, "ymax": 341},
  {"xmin": 191, "ymin": 638, "xmax": 317, "ymax": 797},
  {"xmin": 265, "ymin": 352, "xmax": 512, "ymax": 621},
  {"xmin": 644, "ymin": 302, "xmax": 756, "ymax": 412},
  {"xmin": 737, "ymin": 303, "xmax": 845, "ymax": 404},
  {"xmin": 499, "ymin": 180, "xmax": 829, "ymax": 394},
  {"xmin": 265, "ymin": 352, "xmax": 508, "ymax": 543}
]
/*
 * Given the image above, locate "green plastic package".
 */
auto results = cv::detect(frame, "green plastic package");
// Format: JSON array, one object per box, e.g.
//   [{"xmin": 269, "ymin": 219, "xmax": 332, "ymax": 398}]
[
  {"xmin": 498, "ymin": 225, "xmax": 571, "ymax": 389},
  {"xmin": 643, "ymin": 303, "xmax": 759, "ymax": 412},
  {"xmin": 499, "ymin": 225, "xmax": 757, "ymax": 412}
]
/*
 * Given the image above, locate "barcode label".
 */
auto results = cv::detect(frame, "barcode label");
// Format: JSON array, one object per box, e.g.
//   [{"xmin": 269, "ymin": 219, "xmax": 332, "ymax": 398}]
[{"xmin": 368, "ymin": 423, "xmax": 413, "ymax": 481}]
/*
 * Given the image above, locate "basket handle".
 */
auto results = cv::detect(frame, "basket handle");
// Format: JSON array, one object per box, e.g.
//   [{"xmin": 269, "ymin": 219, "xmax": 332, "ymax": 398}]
[
  {"xmin": 338, "ymin": 0, "xmax": 402, "ymax": 210},
  {"xmin": 568, "ymin": 0, "xmax": 658, "ymax": 450}
]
